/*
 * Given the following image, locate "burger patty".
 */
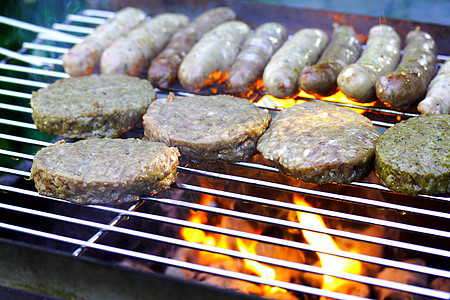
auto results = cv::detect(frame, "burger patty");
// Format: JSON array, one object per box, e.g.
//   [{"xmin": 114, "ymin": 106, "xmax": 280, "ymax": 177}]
[
  {"xmin": 30, "ymin": 74, "xmax": 156, "ymax": 139},
  {"xmin": 30, "ymin": 138, "xmax": 180, "ymax": 205},
  {"xmin": 375, "ymin": 114, "xmax": 449, "ymax": 195},
  {"xmin": 142, "ymin": 94, "xmax": 271, "ymax": 163},
  {"xmin": 257, "ymin": 102, "xmax": 380, "ymax": 184}
]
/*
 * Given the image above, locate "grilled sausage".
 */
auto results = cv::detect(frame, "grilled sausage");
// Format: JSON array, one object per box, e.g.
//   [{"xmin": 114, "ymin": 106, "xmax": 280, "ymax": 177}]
[
  {"xmin": 417, "ymin": 58, "xmax": 450, "ymax": 114},
  {"xmin": 101, "ymin": 13, "xmax": 189, "ymax": 76},
  {"xmin": 226, "ymin": 22, "xmax": 288, "ymax": 94},
  {"xmin": 62, "ymin": 7, "xmax": 146, "ymax": 77},
  {"xmin": 376, "ymin": 27, "xmax": 437, "ymax": 109},
  {"xmin": 178, "ymin": 21, "xmax": 250, "ymax": 90},
  {"xmin": 337, "ymin": 24, "xmax": 401, "ymax": 102},
  {"xmin": 148, "ymin": 7, "xmax": 236, "ymax": 89},
  {"xmin": 298, "ymin": 24, "xmax": 361, "ymax": 97},
  {"xmin": 262, "ymin": 28, "xmax": 328, "ymax": 98}
]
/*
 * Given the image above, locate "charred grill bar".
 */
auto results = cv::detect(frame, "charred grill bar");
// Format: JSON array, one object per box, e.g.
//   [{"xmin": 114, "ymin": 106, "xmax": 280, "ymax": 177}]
[{"xmin": 0, "ymin": 1, "xmax": 449, "ymax": 300}]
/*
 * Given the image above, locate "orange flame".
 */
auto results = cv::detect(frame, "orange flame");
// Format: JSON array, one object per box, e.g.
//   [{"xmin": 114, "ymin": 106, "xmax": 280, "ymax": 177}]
[
  {"xmin": 294, "ymin": 197, "xmax": 362, "ymax": 292},
  {"xmin": 203, "ymin": 70, "xmax": 229, "ymax": 88},
  {"xmin": 237, "ymin": 238, "xmax": 288, "ymax": 295},
  {"xmin": 181, "ymin": 195, "xmax": 289, "ymax": 297},
  {"xmin": 256, "ymin": 88, "xmax": 376, "ymax": 115}
]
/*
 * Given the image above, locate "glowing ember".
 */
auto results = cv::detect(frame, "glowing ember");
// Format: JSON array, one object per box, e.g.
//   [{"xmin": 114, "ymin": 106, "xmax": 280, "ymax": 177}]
[
  {"xmin": 203, "ymin": 70, "xmax": 229, "ymax": 89},
  {"xmin": 237, "ymin": 238, "xmax": 288, "ymax": 295},
  {"xmin": 294, "ymin": 197, "xmax": 362, "ymax": 293}
]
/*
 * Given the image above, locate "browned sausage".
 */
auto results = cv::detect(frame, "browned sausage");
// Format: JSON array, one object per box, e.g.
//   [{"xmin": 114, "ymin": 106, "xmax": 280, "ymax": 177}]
[
  {"xmin": 417, "ymin": 58, "xmax": 450, "ymax": 114},
  {"xmin": 147, "ymin": 7, "xmax": 236, "ymax": 89},
  {"xmin": 298, "ymin": 24, "xmax": 361, "ymax": 96},
  {"xmin": 226, "ymin": 22, "xmax": 287, "ymax": 94},
  {"xmin": 178, "ymin": 21, "xmax": 250, "ymax": 91},
  {"xmin": 376, "ymin": 27, "xmax": 437, "ymax": 109},
  {"xmin": 62, "ymin": 7, "xmax": 146, "ymax": 77},
  {"xmin": 337, "ymin": 24, "xmax": 401, "ymax": 102},
  {"xmin": 262, "ymin": 28, "xmax": 328, "ymax": 98},
  {"xmin": 101, "ymin": 13, "xmax": 189, "ymax": 76}
]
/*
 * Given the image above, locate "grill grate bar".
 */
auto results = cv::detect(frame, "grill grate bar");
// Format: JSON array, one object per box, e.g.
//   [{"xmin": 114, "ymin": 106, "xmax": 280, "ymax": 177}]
[
  {"xmin": 0, "ymin": 133, "xmax": 52, "ymax": 147},
  {"xmin": 36, "ymin": 33, "xmax": 80, "ymax": 44},
  {"xmin": 92, "ymin": 204, "xmax": 450, "ymax": 278},
  {"xmin": 66, "ymin": 14, "xmax": 107, "ymax": 25},
  {"xmin": 1, "ymin": 159, "xmax": 449, "ymax": 256},
  {"xmin": 71, "ymin": 199, "xmax": 146, "ymax": 257},
  {"xmin": 0, "ymin": 89, "xmax": 31, "ymax": 99},
  {"xmin": 0, "ymin": 182, "xmax": 447, "ymax": 279},
  {"xmin": 0, "ymin": 222, "xmax": 376, "ymax": 300},
  {"xmin": 177, "ymin": 167, "xmax": 450, "ymax": 215},
  {"xmin": 22, "ymin": 42, "xmax": 69, "ymax": 54},
  {"xmin": 52, "ymin": 23, "xmax": 95, "ymax": 34},
  {"xmin": 0, "ymin": 15, "xmax": 83, "ymax": 44},
  {"xmin": 0, "ymin": 149, "xmax": 34, "ymax": 160},
  {"xmin": 0, "ymin": 118, "xmax": 36, "ymax": 129},
  {"xmin": 0, "ymin": 103, "xmax": 33, "ymax": 113},
  {"xmin": 0, "ymin": 75, "xmax": 49, "ymax": 88},
  {"xmin": 0, "ymin": 63, "xmax": 69, "ymax": 78},
  {"xmin": 151, "ymin": 195, "xmax": 450, "ymax": 258},
  {"xmin": 0, "ymin": 46, "xmax": 44, "ymax": 67},
  {"xmin": 175, "ymin": 183, "xmax": 450, "ymax": 239},
  {"xmin": 1, "ymin": 200, "xmax": 448, "ymax": 298},
  {"xmin": 0, "ymin": 167, "xmax": 30, "ymax": 177}
]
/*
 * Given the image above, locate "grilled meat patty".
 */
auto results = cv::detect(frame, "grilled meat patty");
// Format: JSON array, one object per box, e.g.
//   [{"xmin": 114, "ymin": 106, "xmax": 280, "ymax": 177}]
[
  {"xmin": 143, "ymin": 94, "xmax": 271, "ymax": 163},
  {"xmin": 257, "ymin": 102, "xmax": 380, "ymax": 184},
  {"xmin": 375, "ymin": 114, "xmax": 449, "ymax": 195},
  {"xmin": 30, "ymin": 138, "xmax": 180, "ymax": 205},
  {"xmin": 30, "ymin": 74, "xmax": 156, "ymax": 139}
]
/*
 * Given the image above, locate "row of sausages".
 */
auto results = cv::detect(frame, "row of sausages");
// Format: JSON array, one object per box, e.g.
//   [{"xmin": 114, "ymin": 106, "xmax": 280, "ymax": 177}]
[{"xmin": 62, "ymin": 6, "xmax": 449, "ymax": 113}]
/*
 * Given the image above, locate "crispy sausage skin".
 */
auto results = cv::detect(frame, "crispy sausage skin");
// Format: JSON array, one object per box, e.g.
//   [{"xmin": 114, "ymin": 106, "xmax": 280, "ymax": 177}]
[
  {"xmin": 148, "ymin": 7, "xmax": 236, "ymax": 89},
  {"xmin": 101, "ymin": 13, "xmax": 189, "ymax": 76},
  {"xmin": 62, "ymin": 7, "xmax": 146, "ymax": 77},
  {"xmin": 337, "ymin": 24, "xmax": 401, "ymax": 103},
  {"xmin": 298, "ymin": 24, "xmax": 361, "ymax": 97},
  {"xmin": 376, "ymin": 28, "xmax": 437, "ymax": 109},
  {"xmin": 226, "ymin": 22, "xmax": 287, "ymax": 94},
  {"xmin": 418, "ymin": 58, "xmax": 450, "ymax": 114},
  {"xmin": 178, "ymin": 21, "xmax": 250, "ymax": 91},
  {"xmin": 262, "ymin": 28, "xmax": 328, "ymax": 98}
]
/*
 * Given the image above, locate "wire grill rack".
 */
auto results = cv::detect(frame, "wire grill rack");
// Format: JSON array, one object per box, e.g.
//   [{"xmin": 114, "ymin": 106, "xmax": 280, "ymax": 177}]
[{"xmin": 0, "ymin": 9, "xmax": 449, "ymax": 300}]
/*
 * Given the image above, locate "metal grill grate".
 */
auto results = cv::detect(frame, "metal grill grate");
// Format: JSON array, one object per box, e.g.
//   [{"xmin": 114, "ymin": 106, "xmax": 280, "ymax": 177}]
[{"xmin": 0, "ymin": 8, "xmax": 449, "ymax": 300}]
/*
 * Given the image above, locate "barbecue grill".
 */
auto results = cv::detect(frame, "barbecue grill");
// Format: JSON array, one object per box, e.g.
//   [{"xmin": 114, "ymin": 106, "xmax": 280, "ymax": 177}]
[{"xmin": 0, "ymin": 1, "xmax": 449, "ymax": 299}]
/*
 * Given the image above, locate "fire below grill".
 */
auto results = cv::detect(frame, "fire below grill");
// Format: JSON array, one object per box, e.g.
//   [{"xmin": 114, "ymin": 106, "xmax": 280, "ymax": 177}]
[{"xmin": 0, "ymin": 1, "xmax": 449, "ymax": 300}]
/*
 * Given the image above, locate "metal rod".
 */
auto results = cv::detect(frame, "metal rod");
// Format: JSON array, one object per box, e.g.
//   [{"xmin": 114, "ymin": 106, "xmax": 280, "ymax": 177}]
[
  {"xmin": 0, "ymin": 203, "xmax": 447, "ymax": 298},
  {"xmin": 0, "ymin": 46, "xmax": 44, "ymax": 66},
  {"xmin": 177, "ymin": 167, "xmax": 450, "ymax": 218},
  {"xmin": 0, "ymin": 103, "xmax": 33, "ymax": 113},
  {"xmin": 22, "ymin": 42, "xmax": 69, "ymax": 54},
  {"xmin": 66, "ymin": 14, "xmax": 107, "ymax": 25},
  {"xmin": 0, "ymin": 89, "xmax": 31, "ymax": 99},
  {"xmin": 0, "ymin": 133, "xmax": 52, "ymax": 147},
  {"xmin": 0, "ymin": 222, "xmax": 374, "ymax": 300},
  {"xmin": 0, "ymin": 15, "xmax": 83, "ymax": 44},
  {"xmin": 0, "ymin": 118, "xmax": 36, "ymax": 129},
  {"xmin": 52, "ymin": 23, "xmax": 94, "ymax": 34},
  {"xmin": 0, "ymin": 183, "xmax": 448, "ymax": 279},
  {"xmin": 0, "ymin": 75, "xmax": 48, "ymax": 88},
  {"xmin": 0, "ymin": 63, "xmax": 68, "ymax": 78},
  {"xmin": 151, "ymin": 195, "xmax": 450, "ymax": 258}
]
